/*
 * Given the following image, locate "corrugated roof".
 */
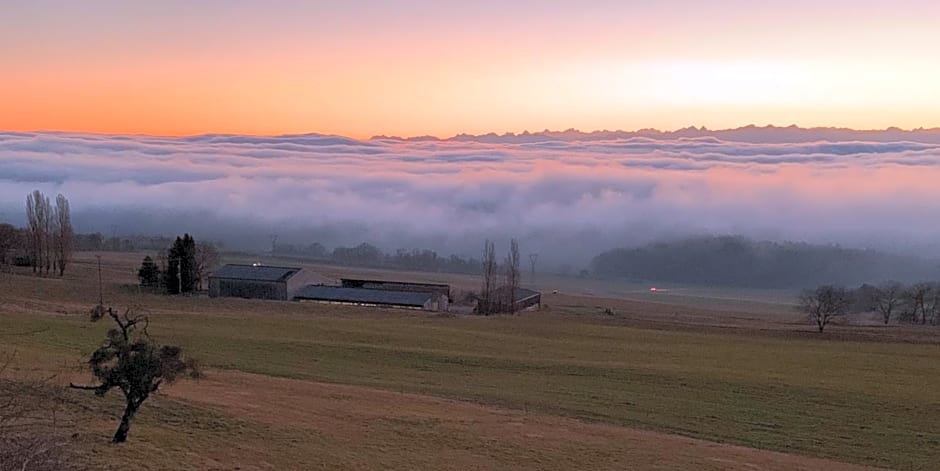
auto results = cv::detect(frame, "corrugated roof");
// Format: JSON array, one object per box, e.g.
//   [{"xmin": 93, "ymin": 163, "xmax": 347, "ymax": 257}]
[
  {"xmin": 210, "ymin": 264, "xmax": 301, "ymax": 282},
  {"xmin": 293, "ymin": 285, "xmax": 433, "ymax": 307}
]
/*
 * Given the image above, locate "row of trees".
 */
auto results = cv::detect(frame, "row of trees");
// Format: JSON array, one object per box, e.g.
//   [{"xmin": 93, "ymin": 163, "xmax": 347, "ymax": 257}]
[
  {"xmin": 800, "ymin": 281, "xmax": 940, "ymax": 332},
  {"xmin": 25, "ymin": 191, "xmax": 74, "ymax": 276},
  {"xmin": 0, "ymin": 191, "xmax": 74, "ymax": 275},
  {"xmin": 274, "ymin": 241, "xmax": 484, "ymax": 275},
  {"xmin": 592, "ymin": 236, "xmax": 940, "ymax": 289},
  {"xmin": 478, "ymin": 238, "xmax": 522, "ymax": 315},
  {"xmin": 74, "ymin": 233, "xmax": 179, "ymax": 253},
  {"xmin": 137, "ymin": 234, "xmax": 219, "ymax": 294}
]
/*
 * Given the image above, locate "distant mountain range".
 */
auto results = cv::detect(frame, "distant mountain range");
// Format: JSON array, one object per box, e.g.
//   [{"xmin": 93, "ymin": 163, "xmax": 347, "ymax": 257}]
[{"xmin": 373, "ymin": 125, "xmax": 940, "ymax": 144}]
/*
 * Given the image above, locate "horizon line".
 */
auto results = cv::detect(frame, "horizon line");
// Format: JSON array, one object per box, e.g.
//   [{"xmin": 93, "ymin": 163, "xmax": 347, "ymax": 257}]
[{"xmin": 5, "ymin": 123, "xmax": 940, "ymax": 141}]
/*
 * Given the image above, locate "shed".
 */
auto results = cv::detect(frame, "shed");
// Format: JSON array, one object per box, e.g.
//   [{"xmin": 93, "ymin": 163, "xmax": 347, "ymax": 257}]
[
  {"xmin": 208, "ymin": 264, "xmax": 325, "ymax": 300},
  {"xmin": 294, "ymin": 285, "xmax": 447, "ymax": 311},
  {"xmin": 486, "ymin": 286, "xmax": 542, "ymax": 313}
]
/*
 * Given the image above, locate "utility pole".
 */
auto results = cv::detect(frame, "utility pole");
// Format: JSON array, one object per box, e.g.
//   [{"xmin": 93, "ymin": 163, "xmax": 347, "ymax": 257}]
[
  {"xmin": 529, "ymin": 253, "xmax": 539, "ymax": 285},
  {"xmin": 96, "ymin": 254, "xmax": 103, "ymax": 305}
]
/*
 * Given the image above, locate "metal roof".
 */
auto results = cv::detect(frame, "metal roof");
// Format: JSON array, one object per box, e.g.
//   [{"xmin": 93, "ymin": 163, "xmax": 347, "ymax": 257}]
[
  {"xmin": 293, "ymin": 285, "xmax": 433, "ymax": 307},
  {"xmin": 210, "ymin": 264, "xmax": 301, "ymax": 282},
  {"xmin": 515, "ymin": 287, "xmax": 541, "ymax": 301},
  {"xmin": 340, "ymin": 278, "xmax": 450, "ymax": 288}
]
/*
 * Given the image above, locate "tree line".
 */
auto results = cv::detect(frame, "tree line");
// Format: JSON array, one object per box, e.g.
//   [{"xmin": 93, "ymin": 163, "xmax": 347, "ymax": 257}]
[
  {"xmin": 73, "ymin": 233, "xmax": 182, "ymax": 253},
  {"xmin": 0, "ymin": 190, "xmax": 74, "ymax": 276},
  {"xmin": 591, "ymin": 236, "xmax": 940, "ymax": 289},
  {"xmin": 800, "ymin": 281, "xmax": 940, "ymax": 332},
  {"xmin": 274, "ymin": 241, "xmax": 484, "ymax": 275}
]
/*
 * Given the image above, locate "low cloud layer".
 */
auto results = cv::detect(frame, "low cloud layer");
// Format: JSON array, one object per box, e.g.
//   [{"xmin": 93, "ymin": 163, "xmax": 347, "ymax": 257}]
[{"xmin": 3, "ymin": 129, "xmax": 940, "ymax": 267}]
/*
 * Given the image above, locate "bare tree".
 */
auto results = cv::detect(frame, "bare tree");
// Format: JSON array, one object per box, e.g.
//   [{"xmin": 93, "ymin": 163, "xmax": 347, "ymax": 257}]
[
  {"xmin": 480, "ymin": 240, "xmax": 497, "ymax": 315},
  {"xmin": 798, "ymin": 285, "xmax": 850, "ymax": 333},
  {"xmin": 25, "ymin": 191, "xmax": 52, "ymax": 275},
  {"xmin": 871, "ymin": 282, "xmax": 904, "ymax": 325},
  {"xmin": 528, "ymin": 253, "xmax": 538, "ymax": 284},
  {"xmin": 70, "ymin": 305, "xmax": 200, "ymax": 443},
  {"xmin": 904, "ymin": 283, "xmax": 937, "ymax": 325},
  {"xmin": 193, "ymin": 242, "xmax": 220, "ymax": 291},
  {"xmin": 922, "ymin": 284, "xmax": 940, "ymax": 326},
  {"xmin": 505, "ymin": 238, "xmax": 521, "ymax": 313},
  {"xmin": 51, "ymin": 194, "xmax": 73, "ymax": 276}
]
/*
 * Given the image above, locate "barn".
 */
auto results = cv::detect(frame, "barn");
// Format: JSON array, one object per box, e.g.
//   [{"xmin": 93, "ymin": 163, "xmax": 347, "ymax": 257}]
[
  {"xmin": 339, "ymin": 278, "xmax": 451, "ymax": 300},
  {"xmin": 294, "ymin": 285, "xmax": 448, "ymax": 311},
  {"xmin": 208, "ymin": 264, "xmax": 327, "ymax": 300}
]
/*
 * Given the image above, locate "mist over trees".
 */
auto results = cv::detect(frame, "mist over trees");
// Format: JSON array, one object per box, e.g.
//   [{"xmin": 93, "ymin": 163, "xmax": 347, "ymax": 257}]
[
  {"xmin": 274, "ymin": 241, "xmax": 485, "ymax": 275},
  {"xmin": 592, "ymin": 236, "xmax": 940, "ymax": 289}
]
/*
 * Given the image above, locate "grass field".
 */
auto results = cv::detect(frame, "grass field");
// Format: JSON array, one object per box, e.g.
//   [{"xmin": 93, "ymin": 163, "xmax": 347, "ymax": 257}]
[{"xmin": 2, "ymin": 252, "xmax": 939, "ymax": 470}]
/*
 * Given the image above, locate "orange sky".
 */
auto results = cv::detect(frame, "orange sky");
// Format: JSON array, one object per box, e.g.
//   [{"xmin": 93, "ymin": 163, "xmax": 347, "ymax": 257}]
[{"xmin": 3, "ymin": 1, "xmax": 939, "ymax": 138}]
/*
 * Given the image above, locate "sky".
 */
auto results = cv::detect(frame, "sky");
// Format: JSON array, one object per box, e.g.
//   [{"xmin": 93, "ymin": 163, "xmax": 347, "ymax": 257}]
[{"xmin": 2, "ymin": 0, "xmax": 940, "ymax": 137}]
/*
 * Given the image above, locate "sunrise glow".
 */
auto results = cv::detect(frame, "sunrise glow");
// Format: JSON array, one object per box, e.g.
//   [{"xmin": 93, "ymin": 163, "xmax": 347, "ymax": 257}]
[{"xmin": 3, "ymin": 1, "xmax": 940, "ymax": 137}]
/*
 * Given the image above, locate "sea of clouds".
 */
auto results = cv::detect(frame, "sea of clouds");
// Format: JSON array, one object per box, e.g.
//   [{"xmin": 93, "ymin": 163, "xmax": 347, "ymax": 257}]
[{"xmin": 2, "ymin": 130, "xmax": 940, "ymax": 267}]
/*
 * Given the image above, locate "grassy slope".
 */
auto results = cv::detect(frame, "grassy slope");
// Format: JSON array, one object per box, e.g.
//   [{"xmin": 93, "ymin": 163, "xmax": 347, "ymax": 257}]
[
  {"xmin": 1, "ymin": 252, "xmax": 938, "ymax": 469},
  {"xmin": 2, "ymin": 305, "xmax": 939, "ymax": 469}
]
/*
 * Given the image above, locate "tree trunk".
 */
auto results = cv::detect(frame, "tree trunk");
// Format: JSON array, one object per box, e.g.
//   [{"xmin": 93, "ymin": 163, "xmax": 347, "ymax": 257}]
[{"xmin": 112, "ymin": 401, "xmax": 139, "ymax": 443}]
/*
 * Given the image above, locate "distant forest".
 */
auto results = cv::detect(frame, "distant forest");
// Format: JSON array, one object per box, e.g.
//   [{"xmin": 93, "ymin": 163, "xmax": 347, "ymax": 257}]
[
  {"xmin": 70, "ymin": 233, "xmax": 486, "ymax": 275},
  {"xmin": 63, "ymin": 231, "xmax": 940, "ymax": 288},
  {"xmin": 591, "ymin": 236, "xmax": 940, "ymax": 289},
  {"xmin": 272, "ymin": 241, "xmax": 483, "ymax": 274}
]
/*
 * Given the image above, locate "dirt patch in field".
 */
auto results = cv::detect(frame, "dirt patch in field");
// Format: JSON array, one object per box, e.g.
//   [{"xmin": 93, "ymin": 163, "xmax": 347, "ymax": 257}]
[{"xmin": 163, "ymin": 369, "xmax": 878, "ymax": 471}]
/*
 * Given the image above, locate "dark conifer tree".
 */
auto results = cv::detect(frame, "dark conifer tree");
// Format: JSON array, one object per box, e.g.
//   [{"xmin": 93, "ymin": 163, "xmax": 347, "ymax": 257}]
[
  {"xmin": 137, "ymin": 255, "xmax": 161, "ymax": 287},
  {"xmin": 164, "ymin": 234, "xmax": 197, "ymax": 294}
]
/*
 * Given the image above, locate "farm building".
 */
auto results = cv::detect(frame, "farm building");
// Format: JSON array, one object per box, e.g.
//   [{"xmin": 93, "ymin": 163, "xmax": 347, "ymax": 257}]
[
  {"xmin": 208, "ymin": 264, "xmax": 330, "ymax": 300},
  {"xmin": 294, "ymin": 285, "xmax": 449, "ymax": 311},
  {"xmin": 340, "ymin": 278, "xmax": 451, "ymax": 300},
  {"xmin": 485, "ymin": 286, "xmax": 542, "ymax": 313}
]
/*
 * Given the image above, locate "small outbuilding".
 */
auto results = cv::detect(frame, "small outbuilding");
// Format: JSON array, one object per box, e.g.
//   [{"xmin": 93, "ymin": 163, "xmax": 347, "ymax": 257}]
[
  {"xmin": 294, "ymin": 285, "xmax": 448, "ymax": 311},
  {"xmin": 488, "ymin": 286, "xmax": 542, "ymax": 312},
  {"xmin": 208, "ymin": 264, "xmax": 327, "ymax": 301}
]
